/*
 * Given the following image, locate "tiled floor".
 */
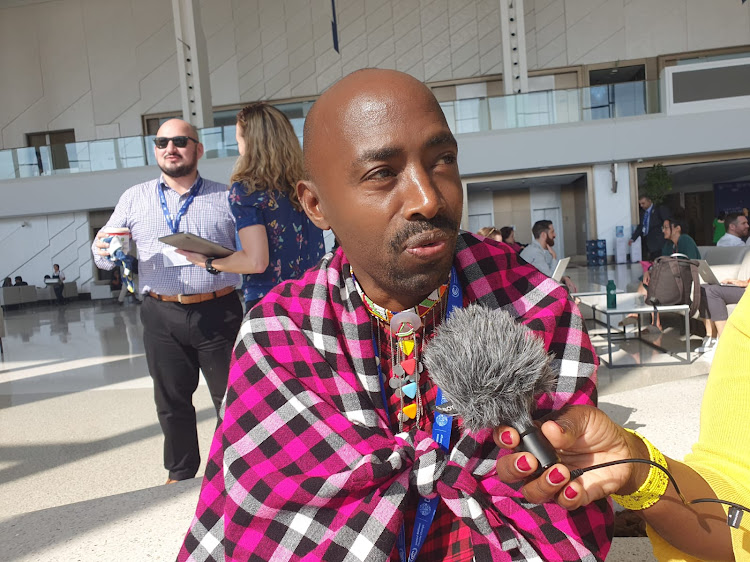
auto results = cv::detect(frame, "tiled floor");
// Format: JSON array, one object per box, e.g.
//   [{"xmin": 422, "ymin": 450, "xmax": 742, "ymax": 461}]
[{"xmin": 0, "ymin": 264, "xmax": 714, "ymax": 560}]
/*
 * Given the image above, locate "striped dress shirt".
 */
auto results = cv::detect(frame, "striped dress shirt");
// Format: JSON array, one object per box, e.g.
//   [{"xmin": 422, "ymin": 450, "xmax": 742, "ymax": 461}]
[{"xmin": 92, "ymin": 174, "xmax": 240, "ymax": 296}]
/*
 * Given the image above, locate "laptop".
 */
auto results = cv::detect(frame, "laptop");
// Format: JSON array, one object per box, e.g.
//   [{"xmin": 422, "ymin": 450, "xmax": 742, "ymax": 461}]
[
  {"xmin": 697, "ymin": 260, "xmax": 733, "ymax": 286},
  {"xmin": 551, "ymin": 257, "xmax": 570, "ymax": 282}
]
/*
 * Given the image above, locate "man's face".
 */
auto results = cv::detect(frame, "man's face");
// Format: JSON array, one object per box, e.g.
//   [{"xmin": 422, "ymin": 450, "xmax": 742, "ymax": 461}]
[
  {"xmin": 639, "ymin": 197, "xmax": 651, "ymax": 210},
  {"xmin": 299, "ymin": 73, "xmax": 463, "ymax": 309},
  {"xmin": 543, "ymin": 225, "xmax": 556, "ymax": 247},
  {"xmin": 154, "ymin": 120, "xmax": 203, "ymax": 179},
  {"xmin": 732, "ymin": 216, "xmax": 749, "ymax": 237}
]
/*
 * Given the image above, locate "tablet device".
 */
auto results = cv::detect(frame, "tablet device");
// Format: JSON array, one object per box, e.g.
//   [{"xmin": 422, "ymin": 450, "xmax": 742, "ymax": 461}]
[
  {"xmin": 158, "ymin": 233, "xmax": 234, "ymax": 258},
  {"xmin": 551, "ymin": 257, "xmax": 570, "ymax": 282}
]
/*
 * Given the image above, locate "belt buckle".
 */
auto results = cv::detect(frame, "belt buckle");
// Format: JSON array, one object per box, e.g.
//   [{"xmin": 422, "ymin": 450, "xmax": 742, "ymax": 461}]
[{"xmin": 177, "ymin": 294, "xmax": 186, "ymax": 304}]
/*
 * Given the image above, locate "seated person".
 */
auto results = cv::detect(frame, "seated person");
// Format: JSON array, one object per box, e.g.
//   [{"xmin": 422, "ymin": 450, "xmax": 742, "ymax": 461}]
[
  {"xmin": 661, "ymin": 214, "xmax": 701, "ymax": 260},
  {"xmin": 697, "ymin": 278, "xmax": 748, "ymax": 353},
  {"xmin": 477, "ymin": 225, "xmax": 502, "ymax": 242},
  {"xmin": 520, "ymin": 220, "xmax": 577, "ymax": 292},
  {"xmin": 14, "ymin": 276, "xmax": 28, "ymax": 286},
  {"xmin": 494, "ymin": 287, "xmax": 750, "ymax": 561},
  {"xmin": 500, "ymin": 226, "xmax": 524, "ymax": 253},
  {"xmin": 626, "ymin": 212, "xmax": 700, "ymax": 332},
  {"xmin": 178, "ymin": 69, "xmax": 612, "ymax": 561},
  {"xmin": 716, "ymin": 212, "xmax": 749, "ymax": 247}
]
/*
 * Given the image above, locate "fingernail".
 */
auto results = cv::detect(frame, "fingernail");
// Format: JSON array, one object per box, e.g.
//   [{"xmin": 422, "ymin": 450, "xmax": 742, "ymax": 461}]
[
  {"xmin": 516, "ymin": 455, "xmax": 531, "ymax": 472},
  {"xmin": 547, "ymin": 468, "xmax": 565, "ymax": 485},
  {"xmin": 500, "ymin": 431, "xmax": 513, "ymax": 445},
  {"xmin": 564, "ymin": 486, "xmax": 578, "ymax": 499}
]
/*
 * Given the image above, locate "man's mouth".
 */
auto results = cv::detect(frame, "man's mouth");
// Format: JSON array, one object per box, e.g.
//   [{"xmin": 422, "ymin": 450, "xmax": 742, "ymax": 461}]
[{"xmin": 404, "ymin": 231, "xmax": 451, "ymax": 259}]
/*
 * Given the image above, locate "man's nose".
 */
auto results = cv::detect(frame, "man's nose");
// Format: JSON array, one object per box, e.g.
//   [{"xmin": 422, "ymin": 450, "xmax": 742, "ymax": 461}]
[{"xmin": 402, "ymin": 165, "xmax": 443, "ymax": 220}]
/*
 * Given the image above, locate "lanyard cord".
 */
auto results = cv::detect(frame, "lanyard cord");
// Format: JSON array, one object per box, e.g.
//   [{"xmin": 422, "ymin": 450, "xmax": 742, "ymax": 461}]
[{"xmin": 158, "ymin": 177, "xmax": 203, "ymax": 234}]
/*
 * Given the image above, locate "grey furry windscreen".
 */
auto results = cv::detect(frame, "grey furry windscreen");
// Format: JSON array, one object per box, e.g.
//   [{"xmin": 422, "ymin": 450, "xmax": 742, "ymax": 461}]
[{"xmin": 422, "ymin": 304, "xmax": 556, "ymax": 433}]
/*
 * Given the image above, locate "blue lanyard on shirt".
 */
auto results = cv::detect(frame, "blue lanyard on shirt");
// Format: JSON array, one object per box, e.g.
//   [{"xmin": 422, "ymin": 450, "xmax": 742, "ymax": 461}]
[
  {"xmin": 371, "ymin": 267, "xmax": 463, "ymax": 562},
  {"xmin": 158, "ymin": 178, "xmax": 202, "ymax": 234}
]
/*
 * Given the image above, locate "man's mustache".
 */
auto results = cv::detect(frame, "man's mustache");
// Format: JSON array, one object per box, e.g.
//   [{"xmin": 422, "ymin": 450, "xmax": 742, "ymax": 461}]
[{"xmin": 390, "ymin": 215, "xmax": 459, "ymax": 251}]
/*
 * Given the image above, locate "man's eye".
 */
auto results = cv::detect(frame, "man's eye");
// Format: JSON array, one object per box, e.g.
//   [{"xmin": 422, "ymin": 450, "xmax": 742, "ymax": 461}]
[
  {"xmin": 367, "ymin": 168, "xmax": 395, "ymax": 180},
  {"xmin": 438, "ymin": 154, "xmax": 457, "ymax": 165}
]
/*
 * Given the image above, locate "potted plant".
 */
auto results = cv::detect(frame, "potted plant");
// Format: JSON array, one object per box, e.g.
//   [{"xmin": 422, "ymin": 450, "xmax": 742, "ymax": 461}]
[{"xmin": 643, "ymin": 163, "xmax": 672, "ymax": 204}]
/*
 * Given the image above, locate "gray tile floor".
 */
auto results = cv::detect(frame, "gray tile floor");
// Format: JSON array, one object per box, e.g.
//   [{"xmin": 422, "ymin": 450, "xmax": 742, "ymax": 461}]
[{"xmin": 0, "ymin": 264, "xmax": 714, "ymax": 560}]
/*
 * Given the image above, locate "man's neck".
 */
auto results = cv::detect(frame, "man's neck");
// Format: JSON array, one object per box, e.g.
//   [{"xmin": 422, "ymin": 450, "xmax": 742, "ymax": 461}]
[
  {"xmin": 352, "ymin": 271, "xmax": 444, "ymax": 313},
  {"xmin": 536, "ymin": 238, "xmax": 548, "ymax": 251},
  {"xmin": 162, "ymin": 173, "xmax": 198, "ymax": 195}
]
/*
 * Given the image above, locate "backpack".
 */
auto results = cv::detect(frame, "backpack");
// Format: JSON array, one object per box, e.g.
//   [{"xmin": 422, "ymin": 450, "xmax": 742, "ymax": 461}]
[{"xmin": 646, "ymin": 254, "xmax": 701, "ymax": 316}]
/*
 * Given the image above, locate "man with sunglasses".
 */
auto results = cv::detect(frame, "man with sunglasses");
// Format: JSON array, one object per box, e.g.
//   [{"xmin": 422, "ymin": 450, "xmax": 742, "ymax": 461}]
[{"xmin": 91, "ymin": 118, "xmax": 242, "ymax": 484}]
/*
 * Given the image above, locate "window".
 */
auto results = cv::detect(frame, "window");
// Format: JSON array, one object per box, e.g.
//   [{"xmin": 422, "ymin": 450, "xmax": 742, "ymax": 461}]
[{"xmin": 26, "ymin": 129, "xmax": 76, "ymax": 175}]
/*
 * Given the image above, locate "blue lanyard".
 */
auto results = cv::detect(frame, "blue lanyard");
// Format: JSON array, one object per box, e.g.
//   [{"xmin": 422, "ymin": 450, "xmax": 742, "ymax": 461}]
[
  {"xmin": 371, "ymin": 267, "xmax": 463, "ymax": 562},
  {"xmin": 158, "ymin": 178, "xmax": 202, "ymax": 234}
]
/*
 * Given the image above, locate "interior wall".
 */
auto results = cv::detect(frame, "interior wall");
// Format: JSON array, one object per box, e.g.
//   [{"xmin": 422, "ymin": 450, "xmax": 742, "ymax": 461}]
[
  {"xmin": 571, "ymin": 176, "xmax": 589, "ymax": 255},
  {"xmin": 523, "ymin": 0, "xmax": 750, "ymax": 70},
  {"xmin": 0, "ymin": 212, "xmax": 94, "ymax": 293},
  {"xmin": 560, "ymin": 185, "xmax": 578, "ymax": 256},
  {"xmin": 491, "ymin": 189, "xmax": 532, "ymax": 245},
  {"xmin": 0, "ymin": 0, "xmax": 505, "ymax": 150}
]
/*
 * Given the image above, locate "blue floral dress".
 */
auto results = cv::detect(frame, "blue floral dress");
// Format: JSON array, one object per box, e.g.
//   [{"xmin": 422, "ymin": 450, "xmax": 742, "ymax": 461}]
[{"xmin": 229, "ymin": 181, "xmax": 325, "ymax": 303}]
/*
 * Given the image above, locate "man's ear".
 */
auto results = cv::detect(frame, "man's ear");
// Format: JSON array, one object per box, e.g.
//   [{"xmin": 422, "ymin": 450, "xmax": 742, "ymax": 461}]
[{"xmin": 297, "ymin": 179, "xmax": 331, "ymax": 231}]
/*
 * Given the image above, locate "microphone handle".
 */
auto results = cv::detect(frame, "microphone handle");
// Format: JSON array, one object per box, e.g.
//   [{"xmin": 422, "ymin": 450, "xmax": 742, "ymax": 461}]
[{"xmin": 517, "ymin": 425, "xmax": 560, "ymax": 472}]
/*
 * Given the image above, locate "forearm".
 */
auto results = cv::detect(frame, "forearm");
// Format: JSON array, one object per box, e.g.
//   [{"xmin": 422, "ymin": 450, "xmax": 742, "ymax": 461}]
[
  {"xmin": 620, "ymin": 433, "xmax": 733, "ymax": 560},
  {"xmin": 643, "ymin": 459, "xmax": 732, "ymax": 560},
  {"xmin": 211, "ymin": 250, "xmax": 268, "ymax": 275}
]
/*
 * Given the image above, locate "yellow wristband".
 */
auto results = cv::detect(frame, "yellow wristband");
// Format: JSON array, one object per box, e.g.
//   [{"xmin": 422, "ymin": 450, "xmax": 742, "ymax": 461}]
[{"xmin": 611, "ymin": 429, "xmax": 669, "ymax": 511}]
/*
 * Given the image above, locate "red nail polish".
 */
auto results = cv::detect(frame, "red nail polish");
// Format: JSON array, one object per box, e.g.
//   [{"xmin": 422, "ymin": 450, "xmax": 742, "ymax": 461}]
[
  {"xmin": 501, "ymin": 431, "xmax": 513, "ymax": 445},
  {"xmin": 548, "ymin": 467, "xmax": 565, "ymax": 484},
  {"xmin": 564, "ymin": 486, "xmax": 578, "ymax": 499},
  {"xmin": 516, "ymin": 455, "xmax": 531, "ymax": 472}
]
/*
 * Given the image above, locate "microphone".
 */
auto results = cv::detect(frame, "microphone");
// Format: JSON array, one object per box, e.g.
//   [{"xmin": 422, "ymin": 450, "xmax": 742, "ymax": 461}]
[{"xmin": 422, "ymin": 304, "xmax": 560, "ymax": 471}]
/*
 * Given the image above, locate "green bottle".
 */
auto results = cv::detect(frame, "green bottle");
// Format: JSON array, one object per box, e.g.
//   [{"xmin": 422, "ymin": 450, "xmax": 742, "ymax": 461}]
[{"xmin": 606, "ymin": 280, "xmax": 617, "ymax": 309}]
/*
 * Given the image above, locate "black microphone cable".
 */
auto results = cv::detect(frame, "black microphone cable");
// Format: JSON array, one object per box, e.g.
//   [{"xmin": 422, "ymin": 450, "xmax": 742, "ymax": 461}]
[{"xmin": 570, "ymin": 460, "xmax": 749, "ymax": 529}]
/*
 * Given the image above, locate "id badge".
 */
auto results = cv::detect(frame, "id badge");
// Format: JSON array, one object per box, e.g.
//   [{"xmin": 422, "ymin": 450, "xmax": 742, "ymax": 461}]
[{"xmin": 162, "ymin": 246, "xmax": 191, "ymax": 267}]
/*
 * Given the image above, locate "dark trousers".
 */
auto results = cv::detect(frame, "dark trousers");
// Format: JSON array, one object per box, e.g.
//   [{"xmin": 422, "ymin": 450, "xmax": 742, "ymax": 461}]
[
  {"xmin": 53, "ymin": 283, "xmax": 64, "ymax": 304},
  {"xmin": 141, "ymin": 291, "xmax": 243, "ymax": 480}
]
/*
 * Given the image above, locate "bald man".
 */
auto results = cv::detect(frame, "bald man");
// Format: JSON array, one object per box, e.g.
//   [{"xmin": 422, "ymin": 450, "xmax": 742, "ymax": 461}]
[
  {"xmin": 179, "ymin": 70, "xmax": 610, "ymax": 561},
  {"xmin": 92, "ymin": 119, "xmax": 242, "ymax": 484}
]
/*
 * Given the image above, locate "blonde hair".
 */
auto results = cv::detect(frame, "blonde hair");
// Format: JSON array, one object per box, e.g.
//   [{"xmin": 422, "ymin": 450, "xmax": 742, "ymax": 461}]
[
  {"xmin": 230, "ymin": 103, "xmax": 304, "ymax": 210},
  {"xmin": 477, "ymin": 226, "xmax": 500, "ymax": 238}
]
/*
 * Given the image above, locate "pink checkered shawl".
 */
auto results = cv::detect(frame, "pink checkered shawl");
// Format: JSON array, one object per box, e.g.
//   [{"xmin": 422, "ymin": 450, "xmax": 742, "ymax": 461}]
[{"xmin": 178, "ymin": 233, "xmax": 612, "ymax": 562}]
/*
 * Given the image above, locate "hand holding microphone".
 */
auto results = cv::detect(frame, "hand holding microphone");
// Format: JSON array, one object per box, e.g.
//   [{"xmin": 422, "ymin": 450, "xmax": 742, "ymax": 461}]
[{"xmin": 493, "ymin": 406, "xmax": 643, "ymax": 509}]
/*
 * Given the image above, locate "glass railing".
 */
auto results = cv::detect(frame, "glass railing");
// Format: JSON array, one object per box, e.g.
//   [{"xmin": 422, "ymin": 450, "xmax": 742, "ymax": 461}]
[
  {"xmin": 0, "ymin": 81, "xmax": 660, "ymax": 181},
  {"xmin": 440, "ymin": 79, "xmax": 660, "ymax": 134}
]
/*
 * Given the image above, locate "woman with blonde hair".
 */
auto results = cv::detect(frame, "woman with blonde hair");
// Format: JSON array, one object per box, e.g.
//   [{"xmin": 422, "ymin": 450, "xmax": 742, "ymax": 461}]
[
  {"xmin": 179, "ymin": 103, "xmax": 324, "ymax": 308},
  {"xmin": 477, "ymin": 226, "xmax": 503, "ymax": 242}
]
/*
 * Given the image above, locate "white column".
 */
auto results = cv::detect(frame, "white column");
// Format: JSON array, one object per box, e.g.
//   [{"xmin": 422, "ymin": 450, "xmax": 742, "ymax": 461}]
[
  {"xmin": 499, "ymin": 0, "xmax": 529, "ymax": 95},
  {"xmin": 171, "ymin": 0, "xmax": 214, "ymax": 128},
  {"xmin": 592, "ymin": 163, "xmax": 633, "ymax": 261}
]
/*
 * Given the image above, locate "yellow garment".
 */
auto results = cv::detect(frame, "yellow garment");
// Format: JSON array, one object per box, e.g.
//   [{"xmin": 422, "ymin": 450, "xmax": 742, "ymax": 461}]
[{"xmin": 648, "ymin": 289, "xmax": 750, "ymax": 561}]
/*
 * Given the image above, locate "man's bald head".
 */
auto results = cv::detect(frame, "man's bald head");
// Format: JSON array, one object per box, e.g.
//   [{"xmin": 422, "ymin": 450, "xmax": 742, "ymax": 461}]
[
  {"xmin": 295, "ymin": 68, "xmax": 462, "ymax": 311},
  {"xmin": 302, "ymin": 69, "xmax": 446, "ymax": 182}
]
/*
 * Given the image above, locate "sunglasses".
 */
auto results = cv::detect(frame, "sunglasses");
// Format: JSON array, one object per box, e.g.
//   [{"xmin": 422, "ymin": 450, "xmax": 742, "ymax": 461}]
[{"xmin": 153, "ymin": 136, "xmax": 198, "ymax": 149}]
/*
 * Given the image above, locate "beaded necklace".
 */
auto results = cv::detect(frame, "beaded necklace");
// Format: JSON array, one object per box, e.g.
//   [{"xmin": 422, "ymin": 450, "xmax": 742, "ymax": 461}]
[{"xmin": 352, "ymin": 271, "xmax": 449, "ymax": 432}]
